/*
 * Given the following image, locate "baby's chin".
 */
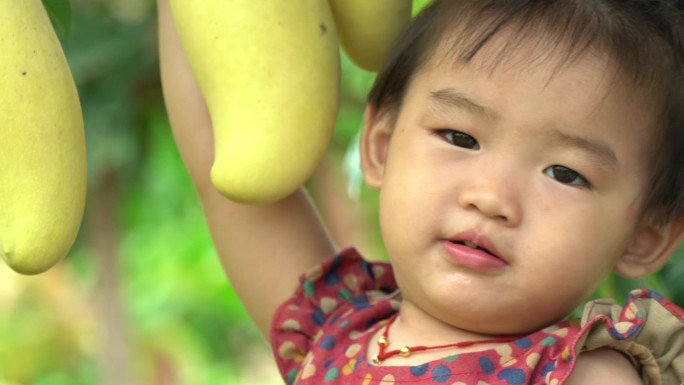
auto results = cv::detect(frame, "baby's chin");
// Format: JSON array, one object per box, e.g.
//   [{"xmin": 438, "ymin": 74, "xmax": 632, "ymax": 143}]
[{"xmin": 436, "ymin": 307, "xmax": 572, "ymax": 338}]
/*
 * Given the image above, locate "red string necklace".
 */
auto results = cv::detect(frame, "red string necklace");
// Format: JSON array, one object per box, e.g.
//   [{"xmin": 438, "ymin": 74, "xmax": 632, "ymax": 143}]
[{"xmin": 372, "ymin": 313, "xmax": 520, "ymax": 364}]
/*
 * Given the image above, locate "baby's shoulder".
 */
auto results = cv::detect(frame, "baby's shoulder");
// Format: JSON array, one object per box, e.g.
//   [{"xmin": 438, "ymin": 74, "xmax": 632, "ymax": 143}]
[
  {"xmin": 564, "ymin": 348, "xmax": 641, "ymax": 385},
  {"xmin": 561, "ymin": 289, "xmax": 684, "ymax": 385},
  {"xmin": 269, "ymin": 248, "xmax": 399, "ymax": 383}
]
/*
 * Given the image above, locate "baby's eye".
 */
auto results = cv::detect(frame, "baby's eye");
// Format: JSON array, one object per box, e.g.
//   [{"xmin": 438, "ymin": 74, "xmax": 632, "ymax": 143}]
[
  {"xmin": 437, "ymin": 130, "xmax": 480, "ymax": 150},
  {"xmin": 543, "ymin": 165, "xmax": 590, "ymax": 187}
]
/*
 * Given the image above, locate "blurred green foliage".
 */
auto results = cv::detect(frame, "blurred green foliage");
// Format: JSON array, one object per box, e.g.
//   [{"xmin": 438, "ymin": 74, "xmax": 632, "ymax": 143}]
[
  {"xmin": 42, "ymin": 0, "xmax": 72, "ymax": 36},
  {"xmin": 0, "ymin": 0, "xmax": 682, "ymax": 384}
]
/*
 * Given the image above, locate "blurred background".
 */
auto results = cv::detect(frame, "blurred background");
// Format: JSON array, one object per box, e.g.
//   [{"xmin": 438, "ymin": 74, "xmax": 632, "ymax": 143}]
[{"xmin": 1, "ymin": 0, "xmax": 682, "ymax": 384}]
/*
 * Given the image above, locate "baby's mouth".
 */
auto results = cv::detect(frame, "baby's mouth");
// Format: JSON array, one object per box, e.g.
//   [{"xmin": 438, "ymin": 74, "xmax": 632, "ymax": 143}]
[
  {"xmin": 451, "ymin": 240, "xmax": 496, "ymax": 256},
  {"xmin": 441, "ymin": 237, "xmax": 509, "ymax": 269}
]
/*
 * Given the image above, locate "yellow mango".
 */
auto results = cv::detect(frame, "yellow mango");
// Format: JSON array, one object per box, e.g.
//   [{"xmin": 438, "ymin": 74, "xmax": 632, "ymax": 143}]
[
  {"xmin": 0, "ymin": 0, "xmax": 87, "ymax": 274},
  {"xmin": 169, "ymin": 1, "xmax": 340, "ymax": 204},
  {"xmin": 329, "ymin": 0, "xmax": 413, "ymax": 72}
]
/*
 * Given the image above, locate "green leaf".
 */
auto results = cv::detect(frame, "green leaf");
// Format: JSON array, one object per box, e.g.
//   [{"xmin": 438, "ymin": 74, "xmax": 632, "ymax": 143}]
[
  {"xmin": 42, "ymin": 0, "xmax": 72, "ymax": 36},
  {"xmin": 413, "ymin": 0, "xmax": 433, "ymax": 15}
]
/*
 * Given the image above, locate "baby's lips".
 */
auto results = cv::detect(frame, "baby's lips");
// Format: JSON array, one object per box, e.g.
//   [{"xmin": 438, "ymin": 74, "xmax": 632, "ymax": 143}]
[{"xmin": 447, "ymin": 230, "xmax": 506, "ymax": 262}]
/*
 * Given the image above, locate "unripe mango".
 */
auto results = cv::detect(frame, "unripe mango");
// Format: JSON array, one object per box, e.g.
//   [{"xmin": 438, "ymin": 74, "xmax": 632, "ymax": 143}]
[
  {"xmin": 0, "ymin": 0, "xmax": 87, "ymax": 274},
  {"xmin": 169, "ymin": 1, "xmax": 341, "ymax": 204},
  {"xmin": 329, "ymin": 0, "xmax": 413, "ymax": 72}
]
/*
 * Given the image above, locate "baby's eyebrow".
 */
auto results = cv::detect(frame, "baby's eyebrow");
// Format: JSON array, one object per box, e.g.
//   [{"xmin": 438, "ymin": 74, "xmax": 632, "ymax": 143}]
[
  {"xmin": 428, "ymin": 89, "xmax": 498, "ymax": 121},
  {"xmin": 427, "ymin": 88, "xmax": 619, "ymax": 169},
  {"xmin": 548, "ymin": 129, "xmax": 619, "ymax": 170}
]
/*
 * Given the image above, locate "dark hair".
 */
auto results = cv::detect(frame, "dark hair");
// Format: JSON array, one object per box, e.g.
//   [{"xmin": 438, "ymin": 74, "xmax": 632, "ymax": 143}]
[{"xmin": 368, "ymin": 0, "xmax": 684, "ymax": 225}]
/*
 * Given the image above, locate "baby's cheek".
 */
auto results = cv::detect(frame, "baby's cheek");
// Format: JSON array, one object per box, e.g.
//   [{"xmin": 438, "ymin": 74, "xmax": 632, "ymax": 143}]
[{"xmin": 624, "ymin": 199, "xmax": 640, "ymax": 224}]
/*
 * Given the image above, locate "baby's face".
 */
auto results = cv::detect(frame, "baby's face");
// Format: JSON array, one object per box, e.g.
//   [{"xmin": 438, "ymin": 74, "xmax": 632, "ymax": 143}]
[{"xmin": 368, "ymin": 45, "xmax": 657, "ymax": 334}]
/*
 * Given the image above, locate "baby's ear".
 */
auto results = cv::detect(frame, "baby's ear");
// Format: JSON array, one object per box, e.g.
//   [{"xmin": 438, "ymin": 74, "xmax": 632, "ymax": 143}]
[
  {"xmin": 359, "ymin": 105, "xmax": 394, "ymax": 189},
  {"xmin": 615, "ymin": 215, "xmax": 684, "ymax": 278}
]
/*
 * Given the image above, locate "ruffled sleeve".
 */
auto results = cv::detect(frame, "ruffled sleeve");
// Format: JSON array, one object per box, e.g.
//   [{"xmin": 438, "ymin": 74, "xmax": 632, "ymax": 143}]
[
  {"xmin": 269, "ymin": 248, "xmax": 398, "ymax": 384},
  {"xmin": 572, "ymin": 289, "xmax": 683, "ymax": 385}
]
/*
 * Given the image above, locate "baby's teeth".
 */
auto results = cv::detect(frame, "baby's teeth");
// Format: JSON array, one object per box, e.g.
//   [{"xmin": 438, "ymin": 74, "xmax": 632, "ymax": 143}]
[{"xmin": 464, "ymin": 241, "xmax": 478, "ymax": 249}]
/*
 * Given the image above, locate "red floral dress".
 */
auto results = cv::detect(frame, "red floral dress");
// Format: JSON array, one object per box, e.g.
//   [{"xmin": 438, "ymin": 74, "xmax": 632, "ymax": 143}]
[{"xmin": 270, "ymin": 248, "xmax": 684, "ymax": 385}]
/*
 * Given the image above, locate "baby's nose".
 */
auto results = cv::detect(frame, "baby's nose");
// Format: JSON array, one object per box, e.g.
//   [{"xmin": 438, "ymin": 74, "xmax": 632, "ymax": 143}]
[{"xmin": 457, "ymin": 173, "xmax": 522, "ymax": 226}]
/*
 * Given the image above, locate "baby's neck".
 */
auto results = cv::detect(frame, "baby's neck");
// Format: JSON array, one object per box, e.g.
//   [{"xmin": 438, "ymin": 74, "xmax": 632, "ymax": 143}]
[
  {"xmin": 397, "ymin": 300, "xmax": 505, "ymax": 342},
  {"xmin": 368, "ymin": 301, "xmax": 520, "ymax": 366}
]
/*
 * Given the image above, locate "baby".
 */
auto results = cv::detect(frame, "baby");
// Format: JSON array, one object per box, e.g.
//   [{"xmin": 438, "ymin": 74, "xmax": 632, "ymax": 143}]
[{"xmin": 157, "ymin": 0, "xmax": 684, "ymax": 384}]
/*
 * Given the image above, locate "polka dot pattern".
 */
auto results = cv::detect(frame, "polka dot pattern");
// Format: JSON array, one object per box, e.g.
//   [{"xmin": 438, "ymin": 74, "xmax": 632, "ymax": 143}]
[
  {"xmin": 411, "ymin": 363, "xmax": 430, "ymax": 377},
  {"xmin": 431, "ymin": 365, "xmax": 452, "ymax": 382},
  {"xmin": 271, "ymin": 249, "xmax": 676, "ymax": 385}
]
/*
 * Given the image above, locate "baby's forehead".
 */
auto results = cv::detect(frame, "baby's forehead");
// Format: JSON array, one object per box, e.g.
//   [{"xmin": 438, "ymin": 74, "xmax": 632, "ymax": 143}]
[
  {"xmin": 423, "ymin": 25, "xmax": 664, "ymax": 122},
  {"xmin": 420, "ymin": 4, "xmax": 674, "ymax": 106},
  {"xmin": 433, "ymin": 24, "xmax": 604, "ymax": 81},
  {"xmin": 430, "ymin": 33, "xmax": 645, "ymax": 101}
]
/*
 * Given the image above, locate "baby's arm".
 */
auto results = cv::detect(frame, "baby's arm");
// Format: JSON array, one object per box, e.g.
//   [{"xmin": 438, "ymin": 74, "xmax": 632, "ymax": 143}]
[
  {"xmin": 157, "ymin": 0, "xmax": 336, "ymax": 336},
  {"xmin": 565, "ymin": 349, "xmax": 642, "ymax": 384}
]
